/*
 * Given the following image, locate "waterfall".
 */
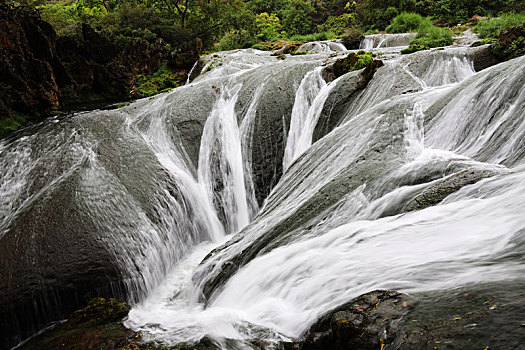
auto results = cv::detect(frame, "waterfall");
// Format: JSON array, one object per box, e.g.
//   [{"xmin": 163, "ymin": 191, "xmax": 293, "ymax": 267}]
[
  {"xmin": 2, "ymin": 39, "xmax": 525, "ymax": 350},
  {"xmin": 283, "ymin": 67, "xmax": 338, "ymax": 172},
  {"xmin": 198, "ymin": 83, "xmax": 252, "ymax": 234}
]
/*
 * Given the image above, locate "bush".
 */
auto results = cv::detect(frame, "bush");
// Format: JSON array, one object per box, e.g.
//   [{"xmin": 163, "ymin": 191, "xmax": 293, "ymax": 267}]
[
  {"xmin": 281, "ymin": 0, "xmax": 315, "ymax": 35},
  {"xmin": 251, "ymin": 43, "xmax": 267, "ymax": 50},
  {"xmin": 132, "ymin": 63, "xmax": 180, "ymax": 98},
  {"xmin": 287, "ymin": 32, "xmax": 336, "ymax": 41},
  {"xmin": 386, "ymin": 12, "xmax": 427, "ymax": 33},
  {"xmin": 475, "ymin": 12, "xmax": 525, "ymax": 38},
  {"xmin": 317, "ymin": 13, "xmax": 356, "ymax": 35},
  {"xmin": 215, "ymin": 29, "xmax": 257, "ymax": 51},
  {"xmin": 256, "ymin": 12, "xmax": 284, "ymax": 41}
]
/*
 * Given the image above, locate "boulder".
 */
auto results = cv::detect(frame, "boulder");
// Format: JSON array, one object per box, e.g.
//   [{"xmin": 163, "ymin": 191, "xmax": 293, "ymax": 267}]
[
  {"xmin": 290, "ymin": 290, "xmax": 410, "ymax": 350},
  {"xmin": 402, "ymin": 168, "xmax": 499, "ymax": 212}
]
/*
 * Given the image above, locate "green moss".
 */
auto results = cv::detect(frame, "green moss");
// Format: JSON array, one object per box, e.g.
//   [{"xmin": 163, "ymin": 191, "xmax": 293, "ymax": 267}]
[
  {"xmin": 492, "ymin": 36, "xmax": 525, "ymax": 60},
  {"xmin": 133, "ymin": 62, "xmax": 180, "ymax": 98},
  {"xmin": 401, "ymin": 43, "xmax": 430, "ymax": 54},
  {"xmin": 251, "ymin": 43, "xmax": 266, "ymax": 50},
  {"xmin": 291, "ymin": 50, "xmax": 308, "ymax": 55},
  {"xmin": 0, "ymin": 114, "xmax": 28, "ymax": 137}
]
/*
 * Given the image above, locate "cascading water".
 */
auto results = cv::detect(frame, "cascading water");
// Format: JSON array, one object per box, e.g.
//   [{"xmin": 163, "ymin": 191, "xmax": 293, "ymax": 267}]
[{"xmin": 2, "ymin": 37, "xmax": 525, "ymax": 350}]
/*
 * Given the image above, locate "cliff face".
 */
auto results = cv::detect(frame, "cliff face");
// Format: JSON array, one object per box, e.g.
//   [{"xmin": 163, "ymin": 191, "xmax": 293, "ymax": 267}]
[
  {"xmin": 0, "ymin": 4, "xmax": 201, "ymax": 126},
  {"xmin": 0, "ymin": 4, "xmax": 61, "ymax": 118}
]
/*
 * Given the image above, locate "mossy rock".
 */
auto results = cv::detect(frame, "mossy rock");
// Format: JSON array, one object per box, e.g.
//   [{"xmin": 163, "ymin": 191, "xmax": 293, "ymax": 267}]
[
  {"xmin": 67, "ymin": 297, "xmax": 131, "ymax": 329},
  {"xmin": 325, "ymin": 51, "xmax": 376, "ymax": 79}
]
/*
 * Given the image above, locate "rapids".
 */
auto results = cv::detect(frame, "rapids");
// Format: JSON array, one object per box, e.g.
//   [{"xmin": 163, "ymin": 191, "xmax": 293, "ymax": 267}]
[{"xmin": 1, "ymin": 34, "xmax": 524, "ymax": 349}]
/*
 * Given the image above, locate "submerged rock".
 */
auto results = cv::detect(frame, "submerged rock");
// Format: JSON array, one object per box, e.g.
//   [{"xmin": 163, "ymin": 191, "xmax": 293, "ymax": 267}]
[{"xmin": 403, "ymin": 168, "xmax": 499, "ymax": 212}]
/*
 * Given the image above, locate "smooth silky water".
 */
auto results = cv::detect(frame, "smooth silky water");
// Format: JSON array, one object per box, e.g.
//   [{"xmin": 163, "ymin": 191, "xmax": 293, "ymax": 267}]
[{"xmin": 1, "ymin": 36, "xmax": 524, "ymax": 348}]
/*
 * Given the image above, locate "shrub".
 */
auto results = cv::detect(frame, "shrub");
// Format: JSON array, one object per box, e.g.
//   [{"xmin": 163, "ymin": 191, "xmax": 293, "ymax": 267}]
[
  {"xmin": 317, "ymin": 13, "xmax": 356, "ymax": 35},
  {"xmin": 386, "ymin": 12, "xmax": 427, "ymax": 33},
  {"xmin": 132, "ymin": 63, "xmax": 180, "ymax": 98},
  {"xmin": 414, "ymin": 22, "xmax": 453, "ymax": 46},
  {"xmin": 256, "ymin": 12, "xmax": 284, "ymax": 41},
  {"xmin": 288, "ymin": 32, "xmax": 336, "ymax": 41},
  {"xmin": 475, "ymin": 12, "xmax": 525, "ymax": 38},
  {"xmin": 251, "ymin": 43, "xmax": 267, "ymax": 50},
  {"xmin": 215, "ymin": 29, "xmax": 257, "ymax": 51},
  {"xmin": 281, "ymin": 0, "xmax": 315, "ymax": 35}
]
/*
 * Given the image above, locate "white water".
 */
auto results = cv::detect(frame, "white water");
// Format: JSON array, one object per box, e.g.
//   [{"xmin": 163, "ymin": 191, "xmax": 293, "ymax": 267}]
[
  {"xmin": 2, "ymin": 40, "xmax": 525, "ymax": 350},
  {"xmin": 283, "ymin": 67, "xmax": 336, "ymax": 172},
  {"xmin": 124, "ymin": 51, "xmax": 525, "ymax": 348}
]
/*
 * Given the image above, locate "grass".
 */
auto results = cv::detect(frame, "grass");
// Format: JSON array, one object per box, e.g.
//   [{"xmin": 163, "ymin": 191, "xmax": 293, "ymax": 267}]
[
  {"xmin": 386, "ymin": 12, "xmax": 427, "ymax": 34},
  {"xmin": 401, "ymin": 20, "xmax": 453, "ymax": 54},
  {"xmin": 475, "ymin": 12, "xmax": 525, "ymax": 38},
  {"xmin": 286, "ymin": 32, "xmax": 337, "ymax": 42}
]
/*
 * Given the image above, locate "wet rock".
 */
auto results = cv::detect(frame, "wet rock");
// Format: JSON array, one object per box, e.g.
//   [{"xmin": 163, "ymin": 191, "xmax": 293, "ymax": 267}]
[
  {"xmin": 0, "ymin": 170, "xmax": 125, "ymax": 349},
  {"xmin": 18, "ymin": 298, "xmax": 135, "ymax": 350},
  {"xmin": 342, "ymin": 28, "xmax": 364, "ymax": 50},
  {"xmin": 433, "ymin": 18, "xmax": 458, "ymax": 28},
  {"xmin": 465, "ymin": 15, "xmax": 487, "ymax": 26},
  {"xmin": 403, "ymin": 168, "xmax": 499, "ymax": 212},
  {"xmin": 294, "ymin": 290, "xmax": 410, "ymax": 350},
  {"xmin": 19, "ymin": 297, "xmax": 220, "ymax": 350},
  {"xmin": 469, "ymin": 44, "xmax": 502, "ymax": 72}
]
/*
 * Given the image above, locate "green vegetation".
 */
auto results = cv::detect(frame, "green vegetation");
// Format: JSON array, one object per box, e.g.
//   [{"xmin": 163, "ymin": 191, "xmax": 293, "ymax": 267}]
[
  {"xmin": 475, "ymin": 12, "xmax": 525, "ymax": 38},
  {"xmin": 411, "ymin": 21, "xmax": 453, "ymax": 47},
  {"xmin": 0, "ymin": 114, "xmax": 29, "ymax": 137},
  {"xmin": 386, "ymin": 12, "xmax": 426, "ymax": 33},
  {"xmin": 132, "ymin": 63, "xmax": 180, "ymax": 98},
  {"xmin": 13, "ymin": 0, "xmax": 525, "ymax": 54},
  {"xmin": 287, "ymin": 32, "xmax": 336, "ymax": 42},
  {"xmin": 391, "ymin": 14, "xmax": 453, "ymax": 54}
]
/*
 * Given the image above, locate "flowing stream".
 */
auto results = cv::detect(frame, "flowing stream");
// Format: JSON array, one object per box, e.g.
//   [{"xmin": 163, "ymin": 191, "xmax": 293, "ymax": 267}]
[{"xmin": 1, "ymin": 36, "xmax": 525, "ymax": 349}]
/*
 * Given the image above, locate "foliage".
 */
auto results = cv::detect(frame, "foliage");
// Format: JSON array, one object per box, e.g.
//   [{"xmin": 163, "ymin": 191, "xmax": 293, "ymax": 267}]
[
  {"xmin": 386, "ymin": 12, "xmax": 426, "ymax": 33},
  {"xmin": 255, "ymin": 12, "xmax": 284, "ymax": 41},
  {"xmin": 411, "ymin": 21, "xmax": 453, "ymax": 47},
  {"xmin": 475, "ymin": 12, "xmax": 525, "ymax": 38},
  {"xmin": 287, "ymin": 32, "xmax": 336, "ymax": 41},
  {"xmin": 492, "ymin": 35, "xmax": 525, "ymax": 60},
  {"xmin": 132, "ymin": 63, "xmax": 180, "ymax": 98},
  {"xmin": 0, "ymin": 114, "xmax": 29, "ymax": 137},
  {"xmin": 317, "ymin": 13, "xmax": 357, "ymax": 35},
  {"xmin": 251, "ymin": 43, "xmax": 267, "ymax": 50},
  {"xmin": 215, "ymin": 29, "xmax": 257, "ymax": 51},
  {"xmin": 281, "ymin": 0, "xmax": 315, "ymax": 35}
]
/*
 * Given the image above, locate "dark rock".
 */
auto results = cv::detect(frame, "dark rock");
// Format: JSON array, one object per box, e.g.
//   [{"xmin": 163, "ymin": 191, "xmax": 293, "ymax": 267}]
[
  {"xmin": 493, "ymin": 25, "xmax": 525, "ymax": 61},
  {"xmin": 287, "ymin": 282, "xmax": 525, "ymax": 350},
  {"xmin": 465, "ymin": 15, "xmax": 487, "ymax": 26},
  {"xmin": 169, "ymin": 38, "xmax": 203, "ymax": 70},
  {"xmin": 469, "ymin": 44, "xmax": 502, "ymax": 72},
  {"xmin": 433, "ymin": 18, "xmax": 458, "ymax": 27},
  {"xmin": 403, "ymin": 168, "xmax": 499, "ymax": 212},
  {"xmin": 299, "ymin": 290, "xmax": 410, "ymax": 350},
  {"xmin": 342, "ymin": 28, "xmax": 364, "ymax": 50},
  {"xmin": 0, "ymin": 170, "xmax": 125, "ymax": 349},
  {"xmin": 0, "ymin": 4, "xmax": 61, "ymax": 118},
  {"xmin": 19, "ymin": 297, "xmax": 220, "ymax": 350}
]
